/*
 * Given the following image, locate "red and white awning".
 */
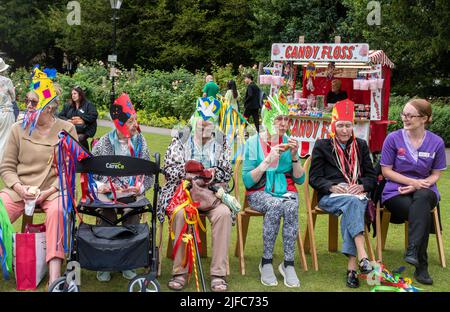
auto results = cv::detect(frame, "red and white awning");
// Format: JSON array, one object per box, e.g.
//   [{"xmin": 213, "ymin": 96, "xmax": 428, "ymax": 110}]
[{"xmin": 369, "ymin": 50, "xmax": 394, "ymax": 68}]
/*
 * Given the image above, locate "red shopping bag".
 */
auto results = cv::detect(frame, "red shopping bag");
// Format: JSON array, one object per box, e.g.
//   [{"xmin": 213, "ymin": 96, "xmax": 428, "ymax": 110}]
[{"xmin": 13, "ymin": 223, "xmax": 47, "ymax": 290}]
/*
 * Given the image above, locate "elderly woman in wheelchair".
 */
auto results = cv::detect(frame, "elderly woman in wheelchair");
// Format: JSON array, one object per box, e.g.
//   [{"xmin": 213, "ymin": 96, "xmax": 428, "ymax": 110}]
[
  {"xmin": 309, "ymin": 100, "xmax": 376, "ymax": 288},
  {"xmin": 158, "ymin": 97, "xmax": 234, "ymax": 292},
  {"xmin": 91, "ymin": 93, "xmax": 154, "ymax": 282}
]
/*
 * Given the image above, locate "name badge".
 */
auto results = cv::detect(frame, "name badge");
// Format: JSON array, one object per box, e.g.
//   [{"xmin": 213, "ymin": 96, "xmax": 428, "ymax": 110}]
[
  {"xmin": 79, "ymin": 109, "xmax": 85, "ymax": 113},
  {"xmin": 418, "ymin": 152, "xmax": 434, "ymax": 158}
]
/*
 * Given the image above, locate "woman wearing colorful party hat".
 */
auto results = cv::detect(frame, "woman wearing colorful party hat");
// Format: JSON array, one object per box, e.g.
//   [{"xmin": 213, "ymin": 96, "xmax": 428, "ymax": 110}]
[
  {"xmin": 0, "ymin": 66, "xmax": 78, "ymax": 288},
  {"xmin": 159, "ymin": 96, "xmax": 233, "ymax": 291},
  {"xmin": 92, "ymin": 93, "xmax": 154, "ymax": 282},
  {"xmin": 242, "ymin": 91, "xmax": 305, "ymax": 288},
  {"xmin": 309, "ymin": 99, "xmax": 376, "ymax": 288}
]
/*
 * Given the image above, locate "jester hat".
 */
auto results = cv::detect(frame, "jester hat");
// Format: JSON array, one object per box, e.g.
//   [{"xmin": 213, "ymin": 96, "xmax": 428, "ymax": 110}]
[
  {"xmin": 110, "ymin": 93, "xmax": 138, "ymax": 138},
  {"xmin": 261, "ymin": 91, "xmax": 289, "ymax": 135},
  {"xmin": 190, "ymin": 96, "xmax": 222, "ymax": 130},
  {"xmin": 330, "ymin": 99, "xmax": 355, "ymax": 138},
  {"xmin": 22, "ymin": 66, "xmax": 58, "ymax": 132}
]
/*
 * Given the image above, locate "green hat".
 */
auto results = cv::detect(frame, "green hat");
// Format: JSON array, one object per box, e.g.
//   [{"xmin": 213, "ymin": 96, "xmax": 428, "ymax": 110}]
[{"xmin": 261, "ymin": 91, "xmax": 289, "ymax": 135}]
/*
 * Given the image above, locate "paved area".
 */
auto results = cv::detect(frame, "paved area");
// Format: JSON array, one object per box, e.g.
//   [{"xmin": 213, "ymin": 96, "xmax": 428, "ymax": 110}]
[{"xmin": 98, "ymin": 119, "xmax": 172, "ymax": 136}]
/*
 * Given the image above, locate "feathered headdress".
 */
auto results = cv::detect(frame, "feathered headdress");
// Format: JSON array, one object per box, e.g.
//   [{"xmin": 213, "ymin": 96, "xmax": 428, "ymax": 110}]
[{"xmin": 261, "ymin": 91, "xmax": 289, "ymax": 135}]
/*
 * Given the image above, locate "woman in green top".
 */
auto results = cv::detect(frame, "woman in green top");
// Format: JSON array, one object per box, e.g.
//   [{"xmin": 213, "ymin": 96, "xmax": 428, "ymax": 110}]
[
  {"xmin": 242, "ymin": 93, "xmax": 305, "ymax": 288},
  {"xmin": 224, "ymin": 80, "xmax": 240, "ymax": 112}
]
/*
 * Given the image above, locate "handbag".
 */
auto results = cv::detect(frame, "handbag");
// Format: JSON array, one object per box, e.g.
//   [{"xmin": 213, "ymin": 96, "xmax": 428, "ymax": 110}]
[
  {"xmin": 184, "ymin": 160, "xmax": 223, "ymax": 212},
  {"xmin": 365, "ymin": 199, "xmax": 376, "ymax": 225},
  {"xmin": 13, "ymin": 223, "xmax": 47, "ymax": 290},
  {"xmin": 186, "ymin": 173, "xmax": 223, "ymax": 212}
]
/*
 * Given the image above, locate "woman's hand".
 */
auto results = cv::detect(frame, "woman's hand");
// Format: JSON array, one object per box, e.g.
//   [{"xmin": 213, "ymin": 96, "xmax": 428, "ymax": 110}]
[
  {"xmin": 13, "ymin": 184, "xmax": 37, "ymax": 201},
  {"xmin": 267, "ymin": 145, "xmax": 283, "ymax": 162},
  {"xmin": 36, "ymin": 187, "xmax": 57, "ymax": 205},
  {"xmin": 411, "ymin": 179, "xmax": 431, "ymax": 190},
  {"xmin": 347, "ymin": 184, "xmax": 365, "ymax": 195},
  {"xmin": 120, "ymin": 186, "xmax": 140, "ymax": 195},
  {"xmin": 398, "ymin": 185, "xmax": 416, "ymax": 195},
  {"xmin": 71, "ymin": 116, "xmax": 85, "ymax": 125},
  {"xmin": 97, "ymin": 184, "xmax": 111, "ymax": 194},
  {"xmin": 329, "ymin": 184, "xmax": 347, "ymax": 194},
  {"xmin": 287, "ymin": 138, "xmax": 299, "ymax": 158}
]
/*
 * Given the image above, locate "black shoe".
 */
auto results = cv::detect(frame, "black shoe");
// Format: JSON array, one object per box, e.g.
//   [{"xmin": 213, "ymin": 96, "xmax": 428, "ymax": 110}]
[
  {"xmin": 414, "ymin": 267, "xmax": 433, "ymax": 285},
  {"xmin": 404, "ymin": 244, "xmax": 420, "ymax": 267},
  {"xmin": 358, "ymin": 258, "xmax": 373, "ymax": 274},
  {"xmin": 346, "ymin": 270, "xmax": 359, "ymax": 288}
]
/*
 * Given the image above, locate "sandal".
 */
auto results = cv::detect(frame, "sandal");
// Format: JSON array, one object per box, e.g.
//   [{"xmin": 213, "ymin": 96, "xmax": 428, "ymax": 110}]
[
  {"xmin": 168, "ymin": 274, "xmax": 187, "ymax": 291},
  {"xmin": 211, "ymin": 276, "xmax": 228, "ymax": 292}
]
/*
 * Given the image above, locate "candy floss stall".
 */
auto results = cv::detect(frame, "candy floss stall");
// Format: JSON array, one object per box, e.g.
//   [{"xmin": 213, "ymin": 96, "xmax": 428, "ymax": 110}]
[{"xmin": 262, "ymin": 42, "xmax": 395, "ymax": 157}]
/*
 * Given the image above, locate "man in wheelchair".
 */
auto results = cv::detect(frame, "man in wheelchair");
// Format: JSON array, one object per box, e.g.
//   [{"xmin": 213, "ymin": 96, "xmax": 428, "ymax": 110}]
[{"xmin": 91, "ymin": 93, "xmax": 154, "ymax": 282}]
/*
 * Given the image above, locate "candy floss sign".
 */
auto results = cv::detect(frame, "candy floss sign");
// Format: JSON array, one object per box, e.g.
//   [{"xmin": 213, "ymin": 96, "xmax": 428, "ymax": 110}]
[
  {"xmin": 289, "ymin": 118, "xmax": 370, "ymax": 157},
  {"xmin": 290, "ymin": 119, "xmax": 331, "ymax": 157},
  {"xmin": 271, "ymin": 43, "xmax": 370, "ymax": 62}
]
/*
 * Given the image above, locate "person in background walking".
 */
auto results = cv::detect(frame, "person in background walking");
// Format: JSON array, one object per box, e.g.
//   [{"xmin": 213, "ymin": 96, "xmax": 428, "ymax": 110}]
[
  {"xmin": 243, "ymin": 73, "xmax": 261, "ymax": 133},
  {"xmin": 224, "ymin": 80, "xmax": 240, "ymax": 112},
  {"xmin": 202, "ymin": 75, "xmax": 220, "ymax": 99}
]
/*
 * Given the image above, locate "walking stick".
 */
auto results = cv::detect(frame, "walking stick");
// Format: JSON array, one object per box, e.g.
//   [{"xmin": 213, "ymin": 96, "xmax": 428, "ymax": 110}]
[{"xmin": 190, "ymin": 222, "xmax": 207, "ymax": 292}]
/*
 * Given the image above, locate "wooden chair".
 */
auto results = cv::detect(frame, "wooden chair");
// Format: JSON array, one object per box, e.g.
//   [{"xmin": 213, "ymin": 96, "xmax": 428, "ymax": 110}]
[
  {"xmin": 375, "ymin": 202, "xmax": 446, "ymax": 268},
  {"xmin": 234, "ymin": 158, "xmax": 308, "ymax": 275},
  {"xmin": 302, "ymin": 156, "xmax": 375, "ymax": 271}
]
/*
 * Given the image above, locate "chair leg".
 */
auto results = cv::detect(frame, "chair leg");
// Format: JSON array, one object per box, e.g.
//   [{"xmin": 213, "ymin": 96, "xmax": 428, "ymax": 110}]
[
  {"xmin": 236, "ymin": 212, "xmax": 247, "ymax": 275},
  {"xmin": 199, "ymin": 215, "xmax": 207, "ymax": 258},
  {"xmin": 364, "ymin": 224, "xmax": 375, "ymax": 262},
  {"xmin": 380, "ymin": 210, "xmax": 391, "ymax": 250},
  {"xmin": 433, "ymin": 209, "xmax": 446, "ymax": 268},
  {"xmin": 166, "ymin": 234, "xmax": 173, "ymax": 259},
  {"xmin": 375, "ymin": 206, "xmax": 383, "ymax": 262},
  {"xmin": 303, "ymin": 213, "xmax": 317, "ymax": 254},
  {"xmin": 306, "ymin": 212, "xmax": 319, "ymax": 271},
  {"xmin": 404, "ymin": 221, "xmax": 409, "ymax": 251},
  {"xmin": 296, "ymin": 229, "xmax": 308, "ymax": 272},
  {"xmin": 234, "ymin": 213, "xmax": 250, "ymax": 257},
  {"xmin": 328, "ymin": 215, "xmax": 338, "ymax": 252}
]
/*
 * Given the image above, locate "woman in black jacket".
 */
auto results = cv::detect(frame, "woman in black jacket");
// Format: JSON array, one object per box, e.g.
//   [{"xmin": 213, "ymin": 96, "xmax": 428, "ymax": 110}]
[
  {"xmin": 309, "ymin": 99, "xmax": 376, "ymax": 289},
  {"xmin": 58, "ymin": 86, "xmax": 98, "ymax": 150}
]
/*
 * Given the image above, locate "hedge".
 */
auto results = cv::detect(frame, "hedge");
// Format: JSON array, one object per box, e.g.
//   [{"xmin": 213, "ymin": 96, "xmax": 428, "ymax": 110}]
[{"xmin": 8, "ymin": 64, "xmax": 450, "ymax": 145}]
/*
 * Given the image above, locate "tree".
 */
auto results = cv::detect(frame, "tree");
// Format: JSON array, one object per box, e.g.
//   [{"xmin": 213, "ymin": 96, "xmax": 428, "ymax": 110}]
[
  {"xmin": 339, "ymin": 0, "xmax": 450, "ymax": 97},
  {"xmin": 0, "ymin": 0, "xmax": 66, "ymax": 68}
]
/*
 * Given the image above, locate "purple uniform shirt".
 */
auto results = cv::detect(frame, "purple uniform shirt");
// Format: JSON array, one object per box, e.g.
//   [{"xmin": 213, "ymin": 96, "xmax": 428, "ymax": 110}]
[{"xmin": 380, "ymin": 129, "xmax": 447, "ymax": 203}]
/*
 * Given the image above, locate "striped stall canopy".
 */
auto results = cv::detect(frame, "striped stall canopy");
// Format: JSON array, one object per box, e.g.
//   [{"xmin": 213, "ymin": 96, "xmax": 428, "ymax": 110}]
[{"xmin": 369, "ymin": 50, "xmax": 395, "ymax": 68}]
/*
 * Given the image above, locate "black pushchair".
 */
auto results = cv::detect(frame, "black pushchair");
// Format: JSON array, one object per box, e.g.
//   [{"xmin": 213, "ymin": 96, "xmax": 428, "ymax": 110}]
[{"xmin": 48, "ymin": 154, "xmax": 161, "ymax": 292}]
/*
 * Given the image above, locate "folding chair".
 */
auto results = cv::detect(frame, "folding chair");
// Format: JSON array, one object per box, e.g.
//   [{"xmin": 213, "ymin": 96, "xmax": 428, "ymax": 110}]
[
  {"xmin": 302, "ymin": 156, "xmax": 375, "ymax": 271},
  {"xmin": 234, "ymin": 159, "xmax": 308, "ymax": 275},
  {"xmin": 375, "ymin": 202, "xmax": 446, "ymax": 268}
]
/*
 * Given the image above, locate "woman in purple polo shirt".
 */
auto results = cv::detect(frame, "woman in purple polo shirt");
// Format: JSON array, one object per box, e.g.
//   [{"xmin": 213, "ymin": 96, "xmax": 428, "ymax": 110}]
[{"xmin": 380, "ymin": 98, "xmax": 447, "ymax": 285}]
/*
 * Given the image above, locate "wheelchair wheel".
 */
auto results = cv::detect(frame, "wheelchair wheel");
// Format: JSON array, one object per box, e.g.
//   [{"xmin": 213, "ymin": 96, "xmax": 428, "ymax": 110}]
[
  {"xmin": 48, "ymin": 276, "xmax": 80, "ymax": 292},
  {"xmin": 128, "ymin": 275, "xmax": 160, "ymax": 292}
]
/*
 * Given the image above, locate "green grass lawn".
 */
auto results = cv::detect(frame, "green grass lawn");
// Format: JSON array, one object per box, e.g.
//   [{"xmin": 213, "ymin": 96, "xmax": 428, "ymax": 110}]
[{"xmin": 1, "ymin": 125, "xmax": 449, "ymax": 292}]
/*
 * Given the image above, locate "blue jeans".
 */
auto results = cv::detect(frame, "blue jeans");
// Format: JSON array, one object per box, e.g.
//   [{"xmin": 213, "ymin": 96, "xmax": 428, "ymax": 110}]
[{"xmin": 318, "ymin": 195, "xmax": 367, "ymax": 257}]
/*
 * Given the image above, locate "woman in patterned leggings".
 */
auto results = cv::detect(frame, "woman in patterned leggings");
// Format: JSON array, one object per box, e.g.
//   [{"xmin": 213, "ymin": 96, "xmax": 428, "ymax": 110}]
[{"xmin": 242, "ymin": 93, "xmax": 305, "ymax": 288}]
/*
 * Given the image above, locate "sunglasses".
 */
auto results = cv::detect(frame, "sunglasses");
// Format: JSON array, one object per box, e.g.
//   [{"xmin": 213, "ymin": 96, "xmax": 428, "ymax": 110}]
[{"xmin": 25, "ymin": 97, "xmax": 39, "ymax": 106}]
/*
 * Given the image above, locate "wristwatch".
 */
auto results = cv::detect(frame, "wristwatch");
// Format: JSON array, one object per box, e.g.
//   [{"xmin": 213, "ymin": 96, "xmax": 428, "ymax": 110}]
[{"xmin": 292, "ymin": 158, "xmax": 299, "ymax": 163}]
